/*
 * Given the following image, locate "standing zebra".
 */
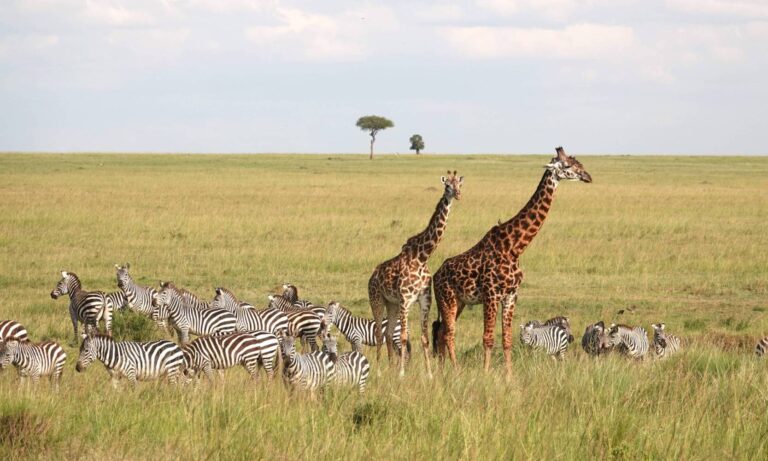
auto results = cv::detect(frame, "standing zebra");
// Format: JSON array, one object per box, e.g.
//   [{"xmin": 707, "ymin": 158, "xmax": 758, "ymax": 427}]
[
  {"xmin": 115, "ymin": 264, "xmax": 157, "ymax": 316},
  {"xmin": 519, "ymin": 323, "xmax": 570, "ymax": 360},
  {"xmin": 51, "ymin": 271, "xmax": 112, "ymax": 341},
  {"xmin": 182, "ymin": 331, "xmax": 279, "ymax": 382},
  {"xmin": 0, "ymin": 320, "xmax": 29, "ymax": 342},
  {"xmin": 76, "ymin": 334, "xmax": 185, "ymax": 386},
  {"xmin": 268, "ymin": 294, "xmax": 322, "ymax": 352},
  {"xmin": 0, "ymin": 339, "xmax": 66, "ymax": 388},
  {"xmin": 581, "ymin": 321, "xmax": 612, "ymax": 356},
  {"xmin": 153, "ymin": 283, "xmax": 236, "ymax": 344},
  {"xmin": 324, "ymin": 301, "xmax": 408, "ymax": 355},
  {"xmin": 607, "ymin": 324, "xmax": 649, "ymax": 359},
  {"xmin": 321, "ymin": 334, "xmax": 370, "ymax": 395},
  {"xmin": 211, "ymin": 288, "xmax": 288, "ymax": 336},
  {"xmin": 651, "ymin": 323, "xmax": 681, "ymax": 358},
  {"xmin": 756, "ymin": 337, "xmax": 768, "ymax": 357},
  {"xmin": 280, "ymin": 332, "xmax": 335, "ymax": 393},
  {"xmin": 282, "ymin": 283, "xmax": 326, "ymax": 321},
  {"xmin": 526, "ymin": 316, "xmax": 574, "ymax": 343}
]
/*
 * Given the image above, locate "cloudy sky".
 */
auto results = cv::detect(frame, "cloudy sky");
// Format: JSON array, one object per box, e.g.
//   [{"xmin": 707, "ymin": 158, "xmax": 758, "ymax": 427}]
[{"xmin": 1, "ymin": 0, "xmax": 766, "ymax": 154}]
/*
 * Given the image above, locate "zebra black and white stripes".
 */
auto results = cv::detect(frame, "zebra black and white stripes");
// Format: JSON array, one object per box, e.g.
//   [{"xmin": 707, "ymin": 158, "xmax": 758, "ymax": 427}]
[
  {"xmin": 756, "ymin": 337, "xmax": 768, "ymax": 357},
  {"xmin": 280, "ymin": 333, "xmax": 335, "ymax": 392},
  {"xmin": 153, "ymin": 283, "xmax": 236, "ymax": 344},
  {"xmin": 51, "ymin": 271, "xmax": 112, "ymax": 340},
  {"xmin": 324, "ymin": 301, "xmax": 406, "ymax": 355},
  {"xmin": 0, "ymin": 339, "xmax": 66, "ymax": 387},
  {"xmin": 76, "ymin": 334, "xmax": 185, "ymax": 386},
  {"xmin": 519, "ymin": 323, "xmax": 569, "ymax": 359},
  {"xmin": 651, "ymin": 323, "xmax": 681, "ymax": 358},
  {"xmin": 0, "ymin": 320, "xmax": 29, "ymax": 342},
  {"xmin": 321, "ymin": 334, "xmax": 370, "ymax": 395},
  {"xmin": 105, "ymin": 291, "xmax": 128, "ymax": 312},
  {"xmin": 527, "ymin": 316, "xmax": 575, "ymax": 343},
  {"xmin": 269, "ymin": 294, "xmax": 322, "ymax": 352},
  {"xmin": 115, "ymin": 264, "xmax": 157, "ymax": 316},
  {"xmin": 183, "ymin": 332, "xmax": 279, "ymax": 381},
  {"xmin": 211, "ymin": 288, "xmax": 288, "ymax": 337},
  {"xmin": 607, "ymin": 324, "xmax": 649, "ymax": 359}
]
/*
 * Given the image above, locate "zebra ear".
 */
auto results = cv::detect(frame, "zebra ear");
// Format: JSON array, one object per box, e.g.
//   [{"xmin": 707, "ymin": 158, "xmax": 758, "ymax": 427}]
[
  {"xmin": 81, "ymin": 333, "xmax": 88, "ymax": 341},
  {"xmin": 114, "ymin": 264, "xmax": 119, "ymax": 269},
  {"xmin": 61, "ymin": 270, "xmax": 68, "ymax": 278},
  {"xmin": 215, "ymin": 287, "xmax": 222, "ymax": 295},
  {"xmin": 267, "ymin": 294, "xmax": 275, "ymax": 301},
  {"xmin": 660, "ymin": 323, "xmax": 665, "ymax": 330}
]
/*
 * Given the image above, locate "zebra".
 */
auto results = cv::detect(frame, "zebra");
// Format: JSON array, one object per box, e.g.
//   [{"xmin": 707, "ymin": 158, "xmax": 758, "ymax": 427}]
[
  {"xmin": 51, "ymin": 270, "xmax": 112, "ymax": 341},
  {"xmin": 115, "ymin": 263, "xmax": 157, "ymax": 316},
  {"xmin": 211, "ymin": 287, "xmax": 288, "ymax": 337},
  {"xmin": 0, "ymin": 320, "xmax": 29, "ymax": 342},
  {"xmin": 268, "ymin": 294, "xmax": 322, "ymax": 352},
  {"xmin": 581, "ymin": 321, "xmax": 612, "ymax": 356},
  {"xmin": 0, "ymin": 339, "xmax": 66, "ymax": 388},
  {"xmin": 519, "ymin": 323, "xmax": 570, "ymax": 359},
  {"xmin": 182, "ymin": 331, "xmax": 279, "ymax": 382},
  {"xmin": 105, "ymin": 290, "xmax": 128, "ymax": 313},
  {"xmin": 282, "ymin": 283, "xmax": 326, "ymax": 322},
  {"xmin": 167, "ymin": 282, "xmax": 211, "ymax": 310},
  {"xmin": 153, "ymin": 282, "xmax": 237, "ymax": 344},
  {"xmin": 651, "ymin": 323, "xmax": 681, "ymax": 358},
  {"xmin": 526, "ymin": 316, "xmax": 574, "ymax": 343},
  {"xmin": 756, "ymin": 337, "xmax": 768, "ymax": 357},
  {"xmin": 607, "ymin": 324, "xmax": 649, "ymax": 359},
  {"xmin": 75, "ymin": 333, "xmax": 185, "ymax": 386},
  {"xmin": 321, "ymin": 334, "xmax": 370, "ymax": 395},
  {"xmin": 324, "ymin": 301, "xmax": 409, "ymax": 355},
  {"xmin": 280, "ymin": 331, "xmax": 335, "ymax": 393}
]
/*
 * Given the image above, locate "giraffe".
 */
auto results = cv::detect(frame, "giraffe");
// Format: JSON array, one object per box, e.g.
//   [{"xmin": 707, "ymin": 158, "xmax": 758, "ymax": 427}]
[
  {"xmin": 369, "ymin": 171, "xmax": 464, "ymax": 378},
  {"xmin": 433, "ymin": 147, "xmax": 591, "ymax": 375}
]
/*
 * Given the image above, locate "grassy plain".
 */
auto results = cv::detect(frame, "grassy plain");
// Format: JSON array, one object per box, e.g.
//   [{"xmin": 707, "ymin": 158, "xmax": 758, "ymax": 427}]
[{"xmin": 0, "ymin": 153, "xmax": 767, "ymax": 459}]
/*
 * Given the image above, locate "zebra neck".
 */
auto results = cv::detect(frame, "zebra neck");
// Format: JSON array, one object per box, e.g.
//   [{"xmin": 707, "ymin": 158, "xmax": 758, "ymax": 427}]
[{"xmin": 96, "ymin": 339, "xmax": 120, "ymax": 368}]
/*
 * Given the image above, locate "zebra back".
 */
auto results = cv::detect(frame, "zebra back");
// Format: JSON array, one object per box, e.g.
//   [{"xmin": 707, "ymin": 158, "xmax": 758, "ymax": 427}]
[
  {"xmin": 608, "ymin": 324, "xmax": 649, "ymax": 359},
  {"xmin": 183, "ymin": 332, "xmax": 278, "ymax": 380},
  {"xmin": 1, "ymin": 339, "xmax": 66, "ymax": 381},
  {"xmin": 77, "ymin": 334, "xmax": 184, "ymax": 383},
  {"xmin": 0, "ymin": 320, "xmax": 29, "ymax": 342},
  {"xmin": 519, "ymin": 324, "xmax": 569, "ymax": 358}
]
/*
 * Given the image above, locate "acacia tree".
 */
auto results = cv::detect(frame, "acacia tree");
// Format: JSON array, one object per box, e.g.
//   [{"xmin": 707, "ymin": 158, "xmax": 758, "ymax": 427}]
[
  {"xmin": 409, "ymin": 134, "xmax": 425, "ymax": 155},
  {"xmin": 356, "ymin": 115, "xmax": 394, "ymax": 160}
]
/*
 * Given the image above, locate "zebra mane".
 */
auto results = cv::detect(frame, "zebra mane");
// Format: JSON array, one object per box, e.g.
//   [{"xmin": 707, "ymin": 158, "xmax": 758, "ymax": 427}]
[{"xmin": 216, "ymin": 286, "xmax": 239, "ymax": 300}]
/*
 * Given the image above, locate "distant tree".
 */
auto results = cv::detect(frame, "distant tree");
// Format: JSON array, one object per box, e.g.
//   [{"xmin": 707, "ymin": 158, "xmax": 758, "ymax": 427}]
[
  {"xmin": 409, "ymin": 134, "xmax": 425, "ymax": 155},
  {"xmin": 356, "ymin": 115, "xmax": 394, "ymax": 160}
]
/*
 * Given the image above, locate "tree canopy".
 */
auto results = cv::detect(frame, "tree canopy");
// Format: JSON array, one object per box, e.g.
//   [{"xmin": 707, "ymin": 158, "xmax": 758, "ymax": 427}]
[
  {"xmin": 356, "ymin": 115, "xmax": 394, "ymax": 159},
  {"xmin": 409, "ymin": 134, "xmax": 425, "ymax": 154}
]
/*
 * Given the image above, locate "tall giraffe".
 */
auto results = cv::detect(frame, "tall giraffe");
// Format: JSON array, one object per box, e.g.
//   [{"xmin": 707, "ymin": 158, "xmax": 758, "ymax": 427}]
[
  {"xmin": 369, "ymin": 171, "xmax": 464, "ymax": 378},
  {"xmin": 433, "ymin": 147, "xmax": 591, "ymax": 374}
]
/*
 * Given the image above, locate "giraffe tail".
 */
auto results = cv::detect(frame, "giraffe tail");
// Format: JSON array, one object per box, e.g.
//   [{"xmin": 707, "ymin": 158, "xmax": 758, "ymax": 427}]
[{"xmin": 431, "ymin": 314, "xmax": 441, "ymax": 357}]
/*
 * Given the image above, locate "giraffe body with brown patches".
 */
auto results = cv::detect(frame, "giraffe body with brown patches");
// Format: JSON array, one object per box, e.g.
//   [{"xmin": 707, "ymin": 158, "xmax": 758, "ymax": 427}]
[
  {"xmin": 369, "ymin": 171, "xmax": 464, "ymax": 378},
  {"xmin": 433, "ymin": 147, "xmax": 592, "ymax": 375}
]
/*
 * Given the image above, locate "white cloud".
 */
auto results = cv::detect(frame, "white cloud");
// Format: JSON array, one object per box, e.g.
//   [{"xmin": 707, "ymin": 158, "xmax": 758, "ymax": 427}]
[
  {"xmin": 0, "ymin": 34, "xmax": 59, "ymax": 58},
  {"xmin": 83, "ymin": 0, "xmax": 155, "ymax": 26},
  {"xmin": 666, "ymin": 0, "xmax": 768, "ymax": 18}
]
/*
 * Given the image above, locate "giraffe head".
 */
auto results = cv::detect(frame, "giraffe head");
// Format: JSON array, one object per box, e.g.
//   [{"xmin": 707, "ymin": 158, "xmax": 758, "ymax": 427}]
[
  {"xmin": 546, "ymin": 147, "xmax": 592, "ymax": 183},
  {"xmin": 441, "ymin": 170, "xmax": 464, "ymax": 201}
]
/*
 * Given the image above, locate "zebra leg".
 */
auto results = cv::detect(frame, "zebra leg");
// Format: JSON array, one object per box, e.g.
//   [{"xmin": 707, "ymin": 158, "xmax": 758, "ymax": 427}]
[
  {"xmin": 70, "ymin": 307, "xmax": 79, "ymax": 343},
  {"xmin": 244, "ymin": 359, "xmax": 260, "ymax": 381},
  {"xmin": 418, "ymin": 284, "xmax": 433, "ymax": 379},
  {"xmin": 203, "ymin": 362, "xmax": 215, "ymax": 383},
  {"xmin": 180, "ymin": 329, "xmax": 190, "ymax": 346}
]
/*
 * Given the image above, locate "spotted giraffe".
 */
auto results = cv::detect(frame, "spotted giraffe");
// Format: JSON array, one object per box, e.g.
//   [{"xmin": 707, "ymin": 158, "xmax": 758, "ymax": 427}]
[
  {"xmin": 369, "ymin": 171, "xmax": 464, "ymax": 378},
  {"xmin": 433, "ymin": 147, "xmax": 591, "ymax": 375}
]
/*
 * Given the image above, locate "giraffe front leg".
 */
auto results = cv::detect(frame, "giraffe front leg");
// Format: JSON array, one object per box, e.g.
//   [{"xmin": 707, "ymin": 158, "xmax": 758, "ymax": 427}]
[
  {"xmin": 369, "ymin": 285, "xmax": 386, "ymax": 366},
  {"xmin": 418, "ymin": 285, "xmax": 433, "ymax": 379},
  {"xmin": 501, "ymin": 292, "xmax": 518, "ymax": 377},
  {"xmin": 483, "ymin": 296, "xmax": 501, "ymax": 372}
]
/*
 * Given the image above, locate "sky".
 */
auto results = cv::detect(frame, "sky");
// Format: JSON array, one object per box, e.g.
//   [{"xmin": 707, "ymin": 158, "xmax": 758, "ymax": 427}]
[{"xmin": 0, "ymin": 0, "xmax": 766, "ymax": 155}]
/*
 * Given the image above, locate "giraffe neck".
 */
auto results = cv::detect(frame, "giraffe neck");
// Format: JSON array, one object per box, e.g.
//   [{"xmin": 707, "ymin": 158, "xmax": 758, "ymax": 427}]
[
  {"xmin": 494, "ymin": 169, "xmax": 558, "ymax": 258},
  {"xmin": 402, "ymin": 191, "xmax": 453, "ymax": 264}
]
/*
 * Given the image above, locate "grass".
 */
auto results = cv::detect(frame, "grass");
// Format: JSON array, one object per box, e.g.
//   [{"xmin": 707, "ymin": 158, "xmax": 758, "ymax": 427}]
[{"xmin": 0, "ymin": 153, "xmax": 767, "ymax": 459}]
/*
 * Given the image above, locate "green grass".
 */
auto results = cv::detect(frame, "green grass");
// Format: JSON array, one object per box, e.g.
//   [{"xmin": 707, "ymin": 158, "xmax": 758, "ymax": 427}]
[{"xmin": 1, "ymin": 153, "xmax": 767, "ymax": 459}]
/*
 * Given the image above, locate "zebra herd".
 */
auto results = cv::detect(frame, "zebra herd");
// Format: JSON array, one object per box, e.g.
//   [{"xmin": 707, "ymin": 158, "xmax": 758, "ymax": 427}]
[{"xmin": 1, "ymin": 264, "xmax": 767, "ymax": 392}]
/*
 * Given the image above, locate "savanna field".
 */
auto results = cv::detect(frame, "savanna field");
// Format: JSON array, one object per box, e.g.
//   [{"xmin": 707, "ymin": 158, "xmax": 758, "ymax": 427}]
[{"xmin": 1, "ymin": 153, "xmax": 767, "ymax": 460}]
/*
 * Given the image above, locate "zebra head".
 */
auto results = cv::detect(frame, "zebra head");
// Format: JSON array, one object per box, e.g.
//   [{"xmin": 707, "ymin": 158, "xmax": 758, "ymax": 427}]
[
  {"xmin": 281, "ymin": 283, "xmax": 299, "ymax": 303},
  {"xmin": 76, "ymin": 333, "xmax": 98, "ymax": 372},
  {"xmin": 279, "ymin": 332, "xmax": 297, "ymax": 362},
  {"xmin": 519, "ymin": 323, "xmax": 535, "ymax": 345},
  {"xmin": 325, "ymin": 301, "xmax": 340, "ymax": 326},
  {"xmin": 51, "ymin": 270, "xmax": 75, "ymax": 299},
  {"xmin": 441, "ymin": 170, "xmax": 464, "ymax": 201},
  {"xmin": 115, "ymin": 263, "xmax": 131, "ymax": 290},
  {"xmin": 651, "ymin": 323, "xmax": 668, "ymax": 348},
  {"xmin": 211, "ymin": 287, "xmax": 235, "ymax": 311},
  {"xmin": 545, "ymin": 147, "xmax": 593, "ymax": 183},
  {"xmin": 606, "ymin": 323, "xmax": 628, "ymax": 348},
  {"xmin": 0, "ymin": 339, "xmax": 18, "ymax": 369},
  {"xmin": 152, "ymin": 282, "xmax": 175, "ymax": 321}
]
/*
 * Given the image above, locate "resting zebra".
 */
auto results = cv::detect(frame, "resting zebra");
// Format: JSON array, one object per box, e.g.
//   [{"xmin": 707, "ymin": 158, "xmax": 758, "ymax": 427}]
[
  {"xmin": 0, "ymin": 339, "xmax": 66, "ymax": 387},
  {"xmin": 756, "ymin": 337, "xmax": 768, "ymax": 357},
  {"xmin": 321, "ymin": 334, "xmax": 370, "ymax": 395},
  {"xmin": 51, "ymin": 270, "xmax": 112, "ymax": 341},
  {"xmin": 519, "ymin": 323, "xmax": 569, "ymax": 359},
  {"xmin": 211, "ymin": 288, "xmax": 288, "ymax": 337},
  {"xmin": 526, "ymin": 316, "xmax": 574, "ymax": 343},
  {"xmin": 183, "ymin": 332, "xmax": 279, "ymax": 382},
  {"xmin": 76, "ymin": 334, "xmax": 184, "ymax": 386},
  {"xmin": 581, "ymin": 321, "xmax": 612, "ymax": 356},
  {"xmin": 324, "ymin": 301, "xmax": 408, "ymax": 355},
  {"xmin": 0, "ymin": 320, "xmax": 29, "ymax": 342},
  {"xmin": 651, "ymin": 323, "xmax": 681, "ymax": 358},
  {"xmin": 282, "ymin": 283, "xmax": 326, "ymax": 321},
  {"xmin": 269, "ymin": 294, "xmax": 322, "ymax": 352},
  {"xmin": 153, "ymin": 283, "xmax": 236, "ymax": 344},
  {"xmin": 607, "ymin": 324, "xmax": 649, "ymax": 359},
  {"xmin": 280, "ymin": 332, "xmax": 335, "ymax": 393}
]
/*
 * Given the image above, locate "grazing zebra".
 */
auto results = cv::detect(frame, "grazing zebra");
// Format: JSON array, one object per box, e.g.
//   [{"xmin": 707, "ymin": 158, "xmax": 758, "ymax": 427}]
[
  {"xmin": 75, "ymin": 334, "xmax": 185, "ymax": 386},
  {"xmin": 211, "ymin": 288, "xmax": 288, "ymax": 336},
  {"xmin": 321, "ymin": 334, "xmax": 370, "ymax": 395},
  {"xmin": 651, "ymin": 323, "xmax": 681, "ymax": 358},
  {"xmin": 0, "ymin": 339, "xmax": 66, "ymax": 387},
  {"xmin": 115, "ymin": 264, "xmax": 158, "ymax": 317},
  {"xmin": 0, "ymin": 320, "xmax": 29, "ymax": 342},
  {"xmin": 282, "ymin": 283, "xmax": 326, "ymax": 322},
  {"xmin": 607, "ymin": 324, "xmax": 649, "ymax": 359},
  {"xmin": 268, "ymin": 294, "xmax": 322, "ymax": 352},
  {"xmin": 581, "ymin": 321, "xmax": 612, "ymax": 356},
  {"xmin": 182, "ymin": 331, "xmax": 279, "ymax": 382},
  {"xmin": 756, "ymin": 337, "xmax": 768, "ymax": 357},
  {"xmin": 324, "ymin": 301, "xmax": 408, "ymax": 355},
  {"xmin": 519, "ymin": 323, "xmax": 570, "ymax": 359},
  {"xmin": 51, "ymin": 271, "xmax": 112, "ymax": 341},
  {"xmin": 526, "ymin": 316, "xmax": 574, "ymax": 343},
  {"xmin": 280, "ymin": 332, "xmax": 335, "ymax": 393},
  {"xmin": 105, "ymin": 290, "xmax": 128, "ymax": 312},
  {"xmin": 153, "ymin": 283, "xmax": 237, "ymax": 344}
]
